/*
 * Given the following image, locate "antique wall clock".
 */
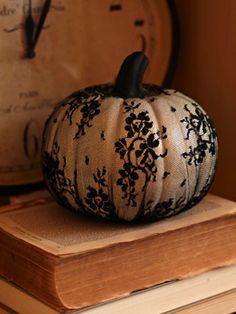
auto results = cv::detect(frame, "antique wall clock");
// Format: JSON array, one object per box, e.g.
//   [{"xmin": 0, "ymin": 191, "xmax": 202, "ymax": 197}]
[{"xmin": 0, "ymin": 0, "xmax": 178, "ymax": 191}]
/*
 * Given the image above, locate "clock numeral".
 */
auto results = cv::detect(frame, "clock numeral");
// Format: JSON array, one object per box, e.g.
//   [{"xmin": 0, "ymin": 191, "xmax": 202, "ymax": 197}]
[
  {"xmin": 2, "ymin": 24, "xmax": 22, "ymax": 33},
  {"xmin": 110, "ymin": 1, "xmax": 122, "ymax": 12},
  {"xmin": 23, "ymin": 120, "xmax": 39, "ymax": 160},
  {"xmin": 134, "ymin": 19, "xmax": 145, "ymax": 27}
]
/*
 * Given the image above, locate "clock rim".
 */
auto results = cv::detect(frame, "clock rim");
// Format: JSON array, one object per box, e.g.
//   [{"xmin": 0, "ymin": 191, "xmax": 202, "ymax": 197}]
[
  {"xmin": 0, "ymin": 0, "xmax": 179, "ymax": 192},
  {"xmin": 162, "ymin": 0, "xmax": 179, "ymax": 87}
]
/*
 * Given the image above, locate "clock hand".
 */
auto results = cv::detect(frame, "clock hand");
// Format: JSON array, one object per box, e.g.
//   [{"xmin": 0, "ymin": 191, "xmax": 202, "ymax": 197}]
[
  {"xmin": 24, "ymin": 0, "xmax": 35, "ymax": 58},
  {"xmin": 33, "ymin": 0, "xmax": 51, "ymax": 50}
]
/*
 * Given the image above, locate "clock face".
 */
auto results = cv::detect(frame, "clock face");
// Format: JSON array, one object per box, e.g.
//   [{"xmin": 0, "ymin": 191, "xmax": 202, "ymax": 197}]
[{"xmin": 0, "ymin": 0, "xmax": 175, "ymax": 186}]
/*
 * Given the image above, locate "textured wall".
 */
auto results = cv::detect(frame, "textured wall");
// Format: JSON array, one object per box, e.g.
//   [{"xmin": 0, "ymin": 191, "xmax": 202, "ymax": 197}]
[{"xmin": 172, "ymin": 0, "xmax": 236, "ymax": 201}]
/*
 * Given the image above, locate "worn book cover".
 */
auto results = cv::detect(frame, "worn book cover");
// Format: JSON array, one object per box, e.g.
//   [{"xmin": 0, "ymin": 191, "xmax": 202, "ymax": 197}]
[{"xmin": 0, "ymin": 194, "xmax": 236, "ymax": 311}]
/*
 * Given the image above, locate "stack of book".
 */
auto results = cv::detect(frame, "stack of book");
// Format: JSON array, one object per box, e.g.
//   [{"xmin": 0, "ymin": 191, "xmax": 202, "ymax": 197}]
[{"xmin": 0, "ymin": 192, "xmax": 236, "ymax": 313}]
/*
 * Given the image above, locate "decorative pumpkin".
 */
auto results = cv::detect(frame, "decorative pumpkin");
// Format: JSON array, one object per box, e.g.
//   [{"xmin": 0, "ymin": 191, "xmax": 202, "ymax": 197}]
[{"xmin": 42, "ymin": 52, "xmax": 218, "ymax": 222}]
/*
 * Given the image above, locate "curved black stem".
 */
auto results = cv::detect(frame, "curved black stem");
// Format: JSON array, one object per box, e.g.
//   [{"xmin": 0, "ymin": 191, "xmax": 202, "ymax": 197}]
[{"xmin": 113, "ymin": 51, "xmax": 149, "ymax": 98}]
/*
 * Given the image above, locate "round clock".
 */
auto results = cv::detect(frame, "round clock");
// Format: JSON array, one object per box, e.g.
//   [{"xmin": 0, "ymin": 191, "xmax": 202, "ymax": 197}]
[{"xmin": 0, "ymin": 0, "xmax": 177, "ymax": 190}]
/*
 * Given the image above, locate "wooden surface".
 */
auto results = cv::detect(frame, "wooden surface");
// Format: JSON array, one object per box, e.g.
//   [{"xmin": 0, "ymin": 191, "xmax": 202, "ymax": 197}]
[{"xmin": 172, "ymin": 0, "xmax": 236, "ymax": 201}]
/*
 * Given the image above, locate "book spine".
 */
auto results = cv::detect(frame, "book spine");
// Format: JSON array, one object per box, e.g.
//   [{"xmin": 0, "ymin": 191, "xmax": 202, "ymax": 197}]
[
  {"xmin": 0, "ymin": 230, "xmax": 64, "ymax": 311},
  {"xmin": 56, "ymin": 215, "xmax": 236, "ymax": 310}
]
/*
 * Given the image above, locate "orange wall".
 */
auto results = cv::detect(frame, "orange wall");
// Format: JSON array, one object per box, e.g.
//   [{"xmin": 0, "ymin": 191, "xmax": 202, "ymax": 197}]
[{"xmin": 172, "ymin": 0, "xmax": 236, "ymax": 201}]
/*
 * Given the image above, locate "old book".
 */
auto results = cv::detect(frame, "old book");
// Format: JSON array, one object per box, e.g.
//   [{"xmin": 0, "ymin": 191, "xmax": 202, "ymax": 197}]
[
  {"xmin": 1, "ymin": 263, "xmax": 236, "ymax": 314},
  {"xmin": 0, "ymin": 189, "xmax": 50, "ymax": 207},
  {"xmin": 0, "ymin": 194, "xmax": 236, "ymax": 312}
]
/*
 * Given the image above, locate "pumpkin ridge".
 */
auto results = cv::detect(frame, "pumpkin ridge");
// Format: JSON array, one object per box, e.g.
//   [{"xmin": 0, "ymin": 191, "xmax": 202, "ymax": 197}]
[
  {"xmin": 165, "ymin": 98, "xmax": 192, "ymax": 207},
  {"xmin": 135, "ymin": 98, "xmax": 168, "ymax": 219}
]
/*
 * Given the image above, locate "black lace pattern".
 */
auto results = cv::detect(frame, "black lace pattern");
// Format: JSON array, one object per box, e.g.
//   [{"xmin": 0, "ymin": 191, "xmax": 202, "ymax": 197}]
[
  {"xmin": 42, "ymin": 87, "xmax": 218, "ymax": 222},
  {"xmin": 115, "ymin": 100, "xmax": 168, "ymax": 208}
]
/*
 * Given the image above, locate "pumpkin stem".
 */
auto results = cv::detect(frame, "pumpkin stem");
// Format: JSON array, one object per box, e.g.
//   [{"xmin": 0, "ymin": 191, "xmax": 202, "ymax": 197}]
[{"xmin": 113, "ymin": 51, "xmax": 148, "ymax": 98}]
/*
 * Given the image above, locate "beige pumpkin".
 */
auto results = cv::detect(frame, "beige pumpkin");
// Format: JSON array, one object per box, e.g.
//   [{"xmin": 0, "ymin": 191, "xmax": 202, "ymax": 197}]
[{"xmin": 42, "ymin": 52, "xmax": 218, "ymax": 222}]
